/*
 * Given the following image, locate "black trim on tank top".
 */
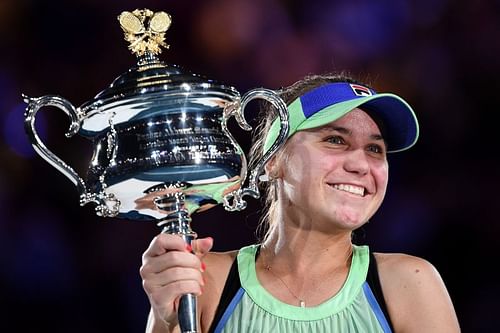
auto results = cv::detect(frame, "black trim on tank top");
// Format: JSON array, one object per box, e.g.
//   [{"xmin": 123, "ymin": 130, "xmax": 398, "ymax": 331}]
[
  {"xmin": 207, "ymin": 256, "xmax": 241, "ymax": 333},
  {"xmin": 367, "ymin": 251, "xmax": 395, "ymax": 331}
]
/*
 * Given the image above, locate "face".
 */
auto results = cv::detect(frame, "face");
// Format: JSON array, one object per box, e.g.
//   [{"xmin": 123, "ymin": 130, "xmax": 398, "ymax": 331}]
[{"xmin": 274, "ymin": 108, "xmax": 389, "ymax": 231}]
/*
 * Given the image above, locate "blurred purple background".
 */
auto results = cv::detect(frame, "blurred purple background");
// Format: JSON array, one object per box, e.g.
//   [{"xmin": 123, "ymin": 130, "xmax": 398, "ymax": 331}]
[{"xmin": 1, "ymin": 0, "xmax": 499, "ymax": 331}]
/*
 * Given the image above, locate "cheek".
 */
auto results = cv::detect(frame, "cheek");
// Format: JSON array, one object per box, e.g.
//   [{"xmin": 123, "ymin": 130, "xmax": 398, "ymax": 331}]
[
  {"xmin": 280, "ymin": 145, "xmax": 309, "ymax": 180},
  {"xmin": 281, "ymin": 154, "xmax": 306, "ymax": 185},
  {"xmin": 374, "ymin": 164, "xmax": 389, "ymax": 198},
  {"xmin": 290, "ymin": 149, "xmax": 332, "ymax": 178},
  {"xmin": 279, "ymin": 147, "xmax": 322, "ymax": 198}
]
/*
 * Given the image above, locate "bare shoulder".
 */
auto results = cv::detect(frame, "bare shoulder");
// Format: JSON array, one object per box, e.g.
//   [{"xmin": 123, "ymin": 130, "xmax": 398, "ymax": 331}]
[
  {"xmin": 373, "ymin": 252, "xmax": 460, "ymax": 333},
  {"xmin": 204, "ymin": 250, "xmax": 238, "ymax": 270},
  {"xmin": 199, "ymin": 250, "xmax": 238, "ymax": 332},
  {"xmin": 202, "ymin": 249, "xmax": 238, "ymax": 294},
  {"xmin": 373, "ymin": 252, "xmax": 437, "ymax": 282}
]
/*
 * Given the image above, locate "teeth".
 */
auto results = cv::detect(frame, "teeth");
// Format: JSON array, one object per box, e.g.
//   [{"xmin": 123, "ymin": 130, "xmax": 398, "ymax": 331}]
[{"xmin": 332, "ymin": 184, "xmax": 365, "ymax": 196}]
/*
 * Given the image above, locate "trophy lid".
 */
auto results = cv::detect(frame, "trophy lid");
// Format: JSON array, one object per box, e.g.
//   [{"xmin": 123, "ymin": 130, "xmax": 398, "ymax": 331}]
[{"xmin": 79, "ymin": 9, "xmax": 239, "ymax": 136}]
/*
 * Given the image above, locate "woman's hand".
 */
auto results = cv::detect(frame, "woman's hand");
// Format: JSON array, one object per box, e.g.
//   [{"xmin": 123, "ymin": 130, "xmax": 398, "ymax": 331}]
[{"xmin": 140, "ymin": 233, "xmax": 214, "ymax": 330}]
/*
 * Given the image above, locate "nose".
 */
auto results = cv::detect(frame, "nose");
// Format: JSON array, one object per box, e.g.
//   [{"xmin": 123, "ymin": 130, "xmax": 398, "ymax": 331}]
[{"xmin": 343, "ymin": 148, "xmax": 370, "ymax": 175}]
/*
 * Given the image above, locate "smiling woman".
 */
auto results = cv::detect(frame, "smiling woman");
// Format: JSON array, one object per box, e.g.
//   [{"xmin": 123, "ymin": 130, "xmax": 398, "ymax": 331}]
[
  {"xmin": 139, "ymin": 73, "xmax": 461, "ymax": 333},
  {"xmin": 273, "ymin": 109, "xmax": 389, "ymax": 231}
]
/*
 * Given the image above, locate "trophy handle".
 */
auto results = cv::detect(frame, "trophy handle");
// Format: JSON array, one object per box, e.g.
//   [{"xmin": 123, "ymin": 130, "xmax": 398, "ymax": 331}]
[
  {"xmin": 23, "ymin": 94, "xmax": 120, "ymax": 217},
  {"xmin": 222, "ymin": 88, "xmax": 289, "ymax": 211},
  {"xmin": 23, "ymin": 95, "xmax": 88, "ymax": 192}
]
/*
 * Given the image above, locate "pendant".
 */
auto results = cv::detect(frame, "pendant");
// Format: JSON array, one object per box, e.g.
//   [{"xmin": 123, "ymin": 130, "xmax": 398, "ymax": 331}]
[{"xmin": 299, "ymin": 300, "xmax": 306, "ymax": 308}]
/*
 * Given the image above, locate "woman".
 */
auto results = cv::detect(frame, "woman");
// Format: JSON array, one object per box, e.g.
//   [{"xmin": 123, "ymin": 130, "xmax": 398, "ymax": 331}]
[{"xmin": 140, "ymin": 74, "xmax": 461, "ymax": 332}]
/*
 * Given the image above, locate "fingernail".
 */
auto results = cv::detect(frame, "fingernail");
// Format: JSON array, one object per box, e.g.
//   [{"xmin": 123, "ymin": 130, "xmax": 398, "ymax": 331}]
[
  {"xmin": 186, "ymin": 244, "xmax": 193, "ymax": 252},
  {"xmin": 201, "ymin": 262, "xmax": 206, "ymax": 272}
]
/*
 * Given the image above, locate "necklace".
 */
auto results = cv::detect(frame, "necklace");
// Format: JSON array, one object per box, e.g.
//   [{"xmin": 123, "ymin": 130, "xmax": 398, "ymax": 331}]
[
  {"xmin": 264, "ymin": 263, "xmax": 306, "ymax": 307},
  {"xmin": 261, "ymin": 245, "xmax": 353, "ymax": 308}
]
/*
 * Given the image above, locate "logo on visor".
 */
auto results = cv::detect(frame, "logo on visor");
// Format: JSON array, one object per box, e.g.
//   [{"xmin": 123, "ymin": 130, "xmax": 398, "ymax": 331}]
[{"xmin": 350, "ymin": 84, "xmax": 373, "ymax": 97}]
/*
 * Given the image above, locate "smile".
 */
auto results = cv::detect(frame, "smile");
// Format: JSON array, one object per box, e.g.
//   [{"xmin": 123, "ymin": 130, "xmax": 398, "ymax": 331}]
[{"xmin": 330, "ymin": 184, "xmax": 365, "ymax": 197}]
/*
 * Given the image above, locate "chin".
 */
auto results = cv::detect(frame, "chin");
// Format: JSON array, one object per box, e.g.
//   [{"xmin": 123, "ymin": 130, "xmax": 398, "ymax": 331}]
[{"xmin": 334, "ymin": 211, "xmax": 369, "ymax": 229}]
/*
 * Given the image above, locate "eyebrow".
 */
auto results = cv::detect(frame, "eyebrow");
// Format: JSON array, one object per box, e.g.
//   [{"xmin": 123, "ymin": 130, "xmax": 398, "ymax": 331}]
[{"xmin": 318, "ymin": 125, "xmax": 385, "ymax": 142}]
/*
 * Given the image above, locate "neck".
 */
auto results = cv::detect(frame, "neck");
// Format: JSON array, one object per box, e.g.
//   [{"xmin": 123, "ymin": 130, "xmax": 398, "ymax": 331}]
[
  {"xmin": 256, "ymin": 199, "xmax": 356, "ymax": 307},
  {"xmin": 261, "ymin": 221, "xmax": 354, "ymax": 276},
  {"xmin": 258, "ymin": 223, "xmax": 354, "ymax": 307}
]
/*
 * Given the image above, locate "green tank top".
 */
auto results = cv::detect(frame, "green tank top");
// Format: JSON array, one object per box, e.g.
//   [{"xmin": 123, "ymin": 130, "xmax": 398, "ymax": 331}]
[{"xmin": 218, "ymin": 244, "xmax": 391, "ymax": 333}]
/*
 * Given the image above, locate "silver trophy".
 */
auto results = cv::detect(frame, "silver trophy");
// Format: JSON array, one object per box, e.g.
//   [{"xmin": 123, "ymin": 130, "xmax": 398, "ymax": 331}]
[{"xmin": 23, "ymin": 9, "xmax": 289, "ymax": 333}]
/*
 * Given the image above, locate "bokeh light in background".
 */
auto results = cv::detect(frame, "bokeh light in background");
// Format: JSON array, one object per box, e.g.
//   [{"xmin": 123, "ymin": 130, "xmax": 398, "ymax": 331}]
[{"xmin": 1, "ymin": 0, "xmax": 499, "ymax": 331}]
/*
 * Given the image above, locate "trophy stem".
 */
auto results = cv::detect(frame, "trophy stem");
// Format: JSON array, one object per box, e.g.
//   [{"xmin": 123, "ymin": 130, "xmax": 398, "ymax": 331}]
[
  {"xmin": 154, "ymin": 188, "xmax": 198, "ymax": 333},
  {"xmin": 137, "ymin": 51, "xmax": 161, "ymax": 66}
]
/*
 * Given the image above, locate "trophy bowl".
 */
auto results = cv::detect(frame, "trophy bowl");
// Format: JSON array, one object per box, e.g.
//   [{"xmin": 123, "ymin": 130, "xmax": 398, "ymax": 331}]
[{"xmin": 23, "ymin": 9, "xmax": 289, "ymax": 333}]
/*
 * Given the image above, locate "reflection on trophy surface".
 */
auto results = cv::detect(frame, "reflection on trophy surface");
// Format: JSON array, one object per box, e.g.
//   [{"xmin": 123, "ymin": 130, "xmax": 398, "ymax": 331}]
[
  {"xmin": 24, "ymin": 8, "xmax": 288, "ymax": 333},
  {"xmin": 134, "ymin": 177, "xmax": 241, "ymax": 216}
]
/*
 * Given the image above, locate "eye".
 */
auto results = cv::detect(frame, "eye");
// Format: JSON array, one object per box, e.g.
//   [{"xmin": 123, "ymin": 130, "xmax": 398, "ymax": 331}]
[
  {"xmin": 366, "ymin": 143, "xmax": 385, "ymax": 155},
  {"xmin": 325, "ymin": 135, "xmax": 345, "ymax": 145}
]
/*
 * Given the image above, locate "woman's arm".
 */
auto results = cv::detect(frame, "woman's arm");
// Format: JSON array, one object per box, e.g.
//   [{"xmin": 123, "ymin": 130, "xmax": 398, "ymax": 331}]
[{"xmin": 376, "ymin": 253, "xmax": 460, "ymax": 333}]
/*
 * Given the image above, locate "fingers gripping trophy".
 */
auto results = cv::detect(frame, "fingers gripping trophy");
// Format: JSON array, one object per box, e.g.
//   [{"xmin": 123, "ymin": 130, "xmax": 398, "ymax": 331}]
[{"xmin": 24, "ymin": 9, "xmax": 289, "ymax": 333}]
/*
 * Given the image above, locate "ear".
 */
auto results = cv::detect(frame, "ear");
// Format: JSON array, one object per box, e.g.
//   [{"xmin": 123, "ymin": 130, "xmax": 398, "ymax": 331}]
[{"xmin": 264, "ymin": 154, "xmax": 283, "ymax": 180}]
